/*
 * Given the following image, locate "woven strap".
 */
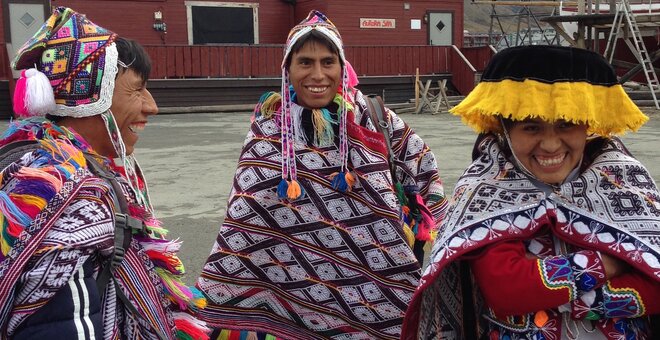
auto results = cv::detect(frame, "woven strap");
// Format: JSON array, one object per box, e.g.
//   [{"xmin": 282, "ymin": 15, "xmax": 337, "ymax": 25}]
[
  {"xmin": 365, "ymin": 95, "xmax": 396, "ymax": 179},
  {"xmin": 83, "ymin": 154, "xmax": 143, "ymax": 290},
  {"xmin": 84, "ymin": 154, "xmax": 166, "ymax": 339}
]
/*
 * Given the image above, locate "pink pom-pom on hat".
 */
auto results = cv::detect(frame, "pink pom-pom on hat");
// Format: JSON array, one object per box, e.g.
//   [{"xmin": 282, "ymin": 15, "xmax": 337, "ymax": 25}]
[{"xmin": 13, "ymin": 68, "xmax": 57, "ymax": 117}]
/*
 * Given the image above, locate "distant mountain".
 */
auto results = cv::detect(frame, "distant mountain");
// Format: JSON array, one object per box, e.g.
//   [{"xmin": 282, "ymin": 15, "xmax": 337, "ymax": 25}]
[{"xmin": 463, "ymin": 0, "xmax": 555, "ymax": 34}]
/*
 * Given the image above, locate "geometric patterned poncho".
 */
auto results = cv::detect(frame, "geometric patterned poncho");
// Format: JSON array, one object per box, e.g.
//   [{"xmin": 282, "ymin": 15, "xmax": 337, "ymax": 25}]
[
  {"xmin": 197, "ymin": 90, "xmax": 447, "ymax": 339},
  {"xmin": 401, "ymin": 135, "xmax": 660, "ymax": 339}
]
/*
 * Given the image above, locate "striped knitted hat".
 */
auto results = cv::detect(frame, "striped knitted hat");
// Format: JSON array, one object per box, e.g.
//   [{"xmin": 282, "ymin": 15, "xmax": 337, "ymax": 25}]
[
  {"xmin": 450, "ymin": 45, "xmax": 648, "ymax": 136},
  {"xmin": 12, "ymin": 6, "xmax": 118, "ymax": 118}
]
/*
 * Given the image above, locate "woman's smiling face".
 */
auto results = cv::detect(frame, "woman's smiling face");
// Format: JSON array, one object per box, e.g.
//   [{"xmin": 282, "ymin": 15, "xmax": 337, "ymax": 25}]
[{"xmin": 507, "ymin": 118, "xmax": 588, "ymax": 185}]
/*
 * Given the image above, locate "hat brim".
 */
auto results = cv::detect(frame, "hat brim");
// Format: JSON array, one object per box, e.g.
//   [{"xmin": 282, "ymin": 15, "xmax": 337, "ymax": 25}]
[{"xmin": 450, "ymin": 78, "xmax": 648, "ymax": 136}]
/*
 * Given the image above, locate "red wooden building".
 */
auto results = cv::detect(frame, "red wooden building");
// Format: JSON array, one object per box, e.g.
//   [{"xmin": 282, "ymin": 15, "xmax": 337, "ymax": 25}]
[{"xmin": 0, "ymin": 0, "xmax": 493, "ymax": 117}]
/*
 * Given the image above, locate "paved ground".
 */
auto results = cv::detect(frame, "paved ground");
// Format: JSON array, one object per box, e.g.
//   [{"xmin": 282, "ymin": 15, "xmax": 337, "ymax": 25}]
[{"xmin": 5, "ymin": 109, "xmax": 660, "ymax": 284}]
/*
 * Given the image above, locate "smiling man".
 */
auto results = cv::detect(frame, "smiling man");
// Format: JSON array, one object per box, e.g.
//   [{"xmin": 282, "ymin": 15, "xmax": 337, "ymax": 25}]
[
  {"xmin": 196, "ymin": 10, "xmax": 447, "ymax": 340},
  {"xmin": 0, "ymin": 7, "xmax": 208, "ymax": 340}
]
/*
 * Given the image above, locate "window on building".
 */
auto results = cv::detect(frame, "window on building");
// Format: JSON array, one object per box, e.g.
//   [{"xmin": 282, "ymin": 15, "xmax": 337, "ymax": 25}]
[{"xmin": 186, "ymin": 1, "xmax": 258, "ymax": 44}]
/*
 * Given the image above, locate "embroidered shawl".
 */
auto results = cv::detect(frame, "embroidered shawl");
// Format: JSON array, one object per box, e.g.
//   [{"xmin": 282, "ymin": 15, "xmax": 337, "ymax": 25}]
[
  {"xmin": 197, "ymin": 90, "xmax": 446, "ymax": 339},
  {"xmin": 402, "ymin": 135, "xmax": 660, "ymax": 339}
]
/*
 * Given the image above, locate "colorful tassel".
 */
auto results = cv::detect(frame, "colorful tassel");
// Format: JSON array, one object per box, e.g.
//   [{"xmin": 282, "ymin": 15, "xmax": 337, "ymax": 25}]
[
  {"xmin": 15, "ymin": 166, "xmax": 63, "ymax": 193},
  {"xmin": 12, "ymin": 71, "xmax": 28, "ymax": 116},
  {"xmin": 330, "ymin": 171, "xmax": 352, "ymax": 192},
  {"xmin": 217, "ymin": 329, "xmax": 231, "ymax": 340},
  {"xmin": 395, "ymin": 182, "xmax": 408, "ymax": 206},
  {"xmin": 137, "ymin": 236, "xmax": 181, "ymax": 253},
  {"xmin": 311, "ymin": 108, "xmax": 336, "ymax": 145},
  {"xmin": 228, "ymin": 330, "xmax": 241, "ymax": 340},
  {"xmin": 402, "ymin": 223, "xmax": 415, "ymax": 247},
  {"xmin": 414, "ymin": 194, "xmax": 436, "ymax": 241},
  {"xmin": 277, "ymin": 178, "xmax": 289, "ymax": 199},
  {"xmin": 255, "ymin": 92, "xmax": 282, "ymax": 120},
  {"xmin": 286, "ymin": 180, "xmax": 303, "ymax": 200},
  {"xmin": 154, "ymin": 267, "xmax": 207, "ymax": 311},
  {"xmin": 146, "ymin": 250, "xmax": 184, "ymax": 274},
  {"xmin": 10, "ymin": 194, "xmax": 47, "ymax": 217},
  {"xmin": 344, "ymin": 172, "xmax": 356, "ymax": 188},
  {"xmin": 13, "ymin": 68, "xmax": 56, "ymax": 117},
  {"xmin": 174, "ymin": 312, "xmax": 211, "ymax": 340},
  {"xmin": 0, "ymin": 191, "xmax": 32, "ymax": 226},
  {"xmin": 345, "ymin": 60, "xmax": 359, "ymax": 88}
]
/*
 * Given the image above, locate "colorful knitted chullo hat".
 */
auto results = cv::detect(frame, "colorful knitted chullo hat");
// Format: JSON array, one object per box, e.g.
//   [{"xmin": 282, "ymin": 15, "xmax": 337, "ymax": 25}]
[
  {"xmin": 450, "ymin": 45, "xmax": 648, "ymax": 136},
  {"xmin": 12, "ymin": 6, "xmax": 118, "ymax": 118},
  {"xmin": 273, "ymin": 10, "xmax": 354, "ymax": 200}
]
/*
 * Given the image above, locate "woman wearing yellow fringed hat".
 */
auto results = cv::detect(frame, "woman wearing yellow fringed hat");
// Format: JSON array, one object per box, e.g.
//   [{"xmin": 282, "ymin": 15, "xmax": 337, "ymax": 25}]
[{"xmin": 401, "ymin": 45, "xmax": 660, "ymax": 339}]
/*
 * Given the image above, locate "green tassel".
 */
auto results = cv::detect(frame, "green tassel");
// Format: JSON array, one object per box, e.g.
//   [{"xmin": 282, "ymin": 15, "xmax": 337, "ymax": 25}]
[{"xmin": 395, "ymin": 182, "xmax": 408, "ymax": 206}]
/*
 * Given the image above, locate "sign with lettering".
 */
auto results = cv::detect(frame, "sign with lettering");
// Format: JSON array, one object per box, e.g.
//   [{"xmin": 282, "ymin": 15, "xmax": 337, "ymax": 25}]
[{"xmin": 359, "ymin": 18, "xmax": 396, "ymax": 29}]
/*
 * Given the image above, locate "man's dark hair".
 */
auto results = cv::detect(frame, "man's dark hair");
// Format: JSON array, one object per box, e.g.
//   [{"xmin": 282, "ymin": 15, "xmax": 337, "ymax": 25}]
[
  {"xmin": 284, "ymin": 30, "xmax": 342, "ymax": 69},
  {"xmin": 115, "ymin": 37, "xmax": 151, "ymax": 81}
]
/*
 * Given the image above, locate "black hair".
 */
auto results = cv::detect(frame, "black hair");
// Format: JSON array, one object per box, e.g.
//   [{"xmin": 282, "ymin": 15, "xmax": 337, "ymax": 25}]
[
  {"xmin": 284, "ymin": 30, "xmax": 342, "ymax": 69},
  {"xmin": 115, "ymin": 37, "xmax": 151, "ymax": 82}
]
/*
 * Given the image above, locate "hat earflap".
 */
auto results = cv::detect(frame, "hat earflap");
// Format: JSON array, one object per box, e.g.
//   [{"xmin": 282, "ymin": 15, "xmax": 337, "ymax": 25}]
[{"xmin": 13, "ymin": 68, "xmax": 56, "ymax": 117}]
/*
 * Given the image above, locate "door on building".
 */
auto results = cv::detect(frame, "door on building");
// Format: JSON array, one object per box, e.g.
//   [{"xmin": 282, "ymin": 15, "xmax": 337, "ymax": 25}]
[
  {"xmin": 428, "ymin": 12, "xmax": 453, "ymax": 46},
  {"xmin": 6, "ymin": 1, "xmax": 49, "ymax": 77},
  {"xmin": 185, "ymin": 1, "xmax": 259, "ymax": 44}
]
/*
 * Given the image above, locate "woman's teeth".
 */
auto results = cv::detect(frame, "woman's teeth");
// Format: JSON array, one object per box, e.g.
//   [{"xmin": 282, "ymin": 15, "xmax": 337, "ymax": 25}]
[{"xmin": 536, "ymin": 154, "xmax": 565, "ymax": 167}]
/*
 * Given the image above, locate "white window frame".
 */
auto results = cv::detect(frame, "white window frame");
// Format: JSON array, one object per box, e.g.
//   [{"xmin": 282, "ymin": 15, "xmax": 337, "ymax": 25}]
[{"xmin": 185, "ymin": 1, "xmax": 259, "ymax": 45}]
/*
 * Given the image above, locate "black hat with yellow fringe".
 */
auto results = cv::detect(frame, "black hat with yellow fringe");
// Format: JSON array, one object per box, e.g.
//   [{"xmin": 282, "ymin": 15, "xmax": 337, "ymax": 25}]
[{"xmin": 450, "ymin": 45, "xmax": 648, "ymax": 136}]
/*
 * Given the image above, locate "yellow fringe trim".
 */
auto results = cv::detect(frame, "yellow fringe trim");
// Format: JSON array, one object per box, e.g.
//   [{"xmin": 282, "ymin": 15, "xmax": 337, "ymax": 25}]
[
  {"xmin": 261, "ymin": 92, "xmax": 282, "ymax": 119},
  {"xmin": 1, "ymin": 237, "xmax": 10, "ymax": 256},
  {"xmin": 402, "ymin": 223, "xmax": 415, "ymax": 247},
  {"xmin": 9, "ymin": 194, "xmax": 47, "ymax": 210},
  {"xmin": 450, "ymin": 79, "xmax": 648, "ymax": 136},
  {"xmin": 217, "ymin": 329, "xmax": 231, "ymax": 340}
]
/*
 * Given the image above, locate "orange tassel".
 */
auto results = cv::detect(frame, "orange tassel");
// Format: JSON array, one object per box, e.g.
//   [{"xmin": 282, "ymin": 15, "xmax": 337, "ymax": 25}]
[
  {"xmin": 287, "ymin": 180, "xmax": 302, "ymax": 200},
  {"xmin": 344, "ymin": 172, "xmax": 356, "ymax": 189}
]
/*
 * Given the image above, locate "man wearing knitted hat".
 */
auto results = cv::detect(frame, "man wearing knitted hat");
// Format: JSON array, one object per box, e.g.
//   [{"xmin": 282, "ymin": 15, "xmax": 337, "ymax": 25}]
[
  {"xmin": 0, "ymin": 7, "xmax": 208, "ymax": 339},
  {"xmin": 402, "ymin": 46, "xmax": 660, "ymax": 339},
  {"xmin": 196, "ymin": 10, "xmax": 447, "ymax": 339}
]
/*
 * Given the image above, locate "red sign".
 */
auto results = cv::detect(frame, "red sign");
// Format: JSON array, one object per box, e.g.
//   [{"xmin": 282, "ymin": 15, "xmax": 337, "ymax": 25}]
[{"xmin": 359, "ymin": 18, "xmax": 396, "ymax": 29}]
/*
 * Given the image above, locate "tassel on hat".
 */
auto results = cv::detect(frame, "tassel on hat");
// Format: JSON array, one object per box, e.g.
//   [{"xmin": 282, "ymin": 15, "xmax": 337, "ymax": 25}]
[
  {"xmin": 273, "ymin": 10, "xmax": 362, "ymax": 202},
  {"xmin": 13, "ymin": 68, "xmax": 56, "ymax": 117},
  {"xmin": 330, "ymin": 171, "xmax": 355, "ymax": 192},
  {"xmin": 286, "ymin": 179, "xmax": 304, "ymax": 200}
]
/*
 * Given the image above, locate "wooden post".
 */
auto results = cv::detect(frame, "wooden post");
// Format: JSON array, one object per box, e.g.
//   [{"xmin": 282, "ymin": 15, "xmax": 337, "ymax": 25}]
[{"xmin": 415, "ymin": 68, "xmax": 420, "ymax": 111}]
